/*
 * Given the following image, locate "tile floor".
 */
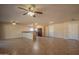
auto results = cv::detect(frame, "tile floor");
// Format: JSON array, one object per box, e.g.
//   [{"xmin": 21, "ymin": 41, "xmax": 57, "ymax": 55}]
[{"xmin": 0, "ymin": 37, "xmax": 79, "ymax": 55}]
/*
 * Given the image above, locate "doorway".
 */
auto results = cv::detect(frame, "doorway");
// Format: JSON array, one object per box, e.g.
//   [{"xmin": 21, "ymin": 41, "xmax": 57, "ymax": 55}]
[{"xmin": 37, "ymin": 28, "xmax": 42, "ymax": 37}]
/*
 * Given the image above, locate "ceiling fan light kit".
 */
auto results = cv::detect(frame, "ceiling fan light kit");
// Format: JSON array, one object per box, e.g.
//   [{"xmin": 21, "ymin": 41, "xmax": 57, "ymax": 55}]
[
  {"xmin": 27, "ymin": 12, "xmax": 35, "ymax": 16},
  {"xmin": 11, "ymin": 21, "xmax": 16, "ymax": 25}
]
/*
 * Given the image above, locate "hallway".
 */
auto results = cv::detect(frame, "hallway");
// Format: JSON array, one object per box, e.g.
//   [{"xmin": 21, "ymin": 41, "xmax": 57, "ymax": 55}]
[{"xmin": 0, "ymin": 37, "xmax": 79, "ymax": 55}]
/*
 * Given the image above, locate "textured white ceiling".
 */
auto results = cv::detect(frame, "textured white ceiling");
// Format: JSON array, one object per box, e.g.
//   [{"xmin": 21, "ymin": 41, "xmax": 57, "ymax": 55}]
[{"xmin": 0, "ymin": 4, "xmax": 79, "ymax": 25}]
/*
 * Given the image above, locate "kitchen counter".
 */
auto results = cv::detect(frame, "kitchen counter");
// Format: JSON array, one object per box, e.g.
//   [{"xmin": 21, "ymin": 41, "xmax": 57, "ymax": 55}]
[{"xmin": 22, "ymin": 31, "xmax": 36, "ymax": 40}]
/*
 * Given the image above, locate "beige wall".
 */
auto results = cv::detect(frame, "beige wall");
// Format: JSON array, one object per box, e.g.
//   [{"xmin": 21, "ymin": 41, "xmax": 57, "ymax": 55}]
[
  {"xmin": 54, "ymin": 23, "xmax": 65, "ymax": 38},
  {"xmin": 0, "ymin": 24, "xmax": 5, "ymax": 39},
  {"xmin": 0, "ymin": 23, "xmax": 30, "ymax": 39},
  {"xmin": 45, "ymin": 20, "xmax": 79, "ymax": 40},
  {"xmin": 45, "ymin": 26, "xmax": 49, "ymax": 37}
]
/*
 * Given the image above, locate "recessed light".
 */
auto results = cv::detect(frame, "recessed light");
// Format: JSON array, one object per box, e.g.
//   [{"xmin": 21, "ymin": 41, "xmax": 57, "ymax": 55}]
[
  {"xmin": 49, "ymin": 21, "xmax": 54, "ymax": 24},
  {"xmin": 12, "ymin": 22, "xmax": 16, "ymax": 25},
  {"xmin": 11, "ymin": 21, "xmax": 16, "ymax": 25}
]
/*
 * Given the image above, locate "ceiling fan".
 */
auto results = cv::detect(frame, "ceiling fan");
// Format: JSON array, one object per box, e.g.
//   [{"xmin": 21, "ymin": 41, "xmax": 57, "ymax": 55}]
[{"xmin": 18, "ymin": 4, "xmax": 43, "ymax": 17}]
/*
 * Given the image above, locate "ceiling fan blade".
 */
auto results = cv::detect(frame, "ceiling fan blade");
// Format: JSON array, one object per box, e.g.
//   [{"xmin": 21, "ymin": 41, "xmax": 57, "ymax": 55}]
[
  {"xmin": 23, "ymin": 12, "xmax": 28, "ymax": 15},
  {"xmin": 35, "ymin": 11, "xmax": 43, "ymax": 14},
  {"xmin": 18, "ymin": 7, "xmax": 28, "ymax": 11}
]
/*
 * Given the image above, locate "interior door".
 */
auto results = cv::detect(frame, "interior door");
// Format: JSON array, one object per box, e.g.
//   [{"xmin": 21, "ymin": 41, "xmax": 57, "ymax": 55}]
[{"xmin": 37, "ymin": 28, "xmax": 42, "ymax": 37}]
